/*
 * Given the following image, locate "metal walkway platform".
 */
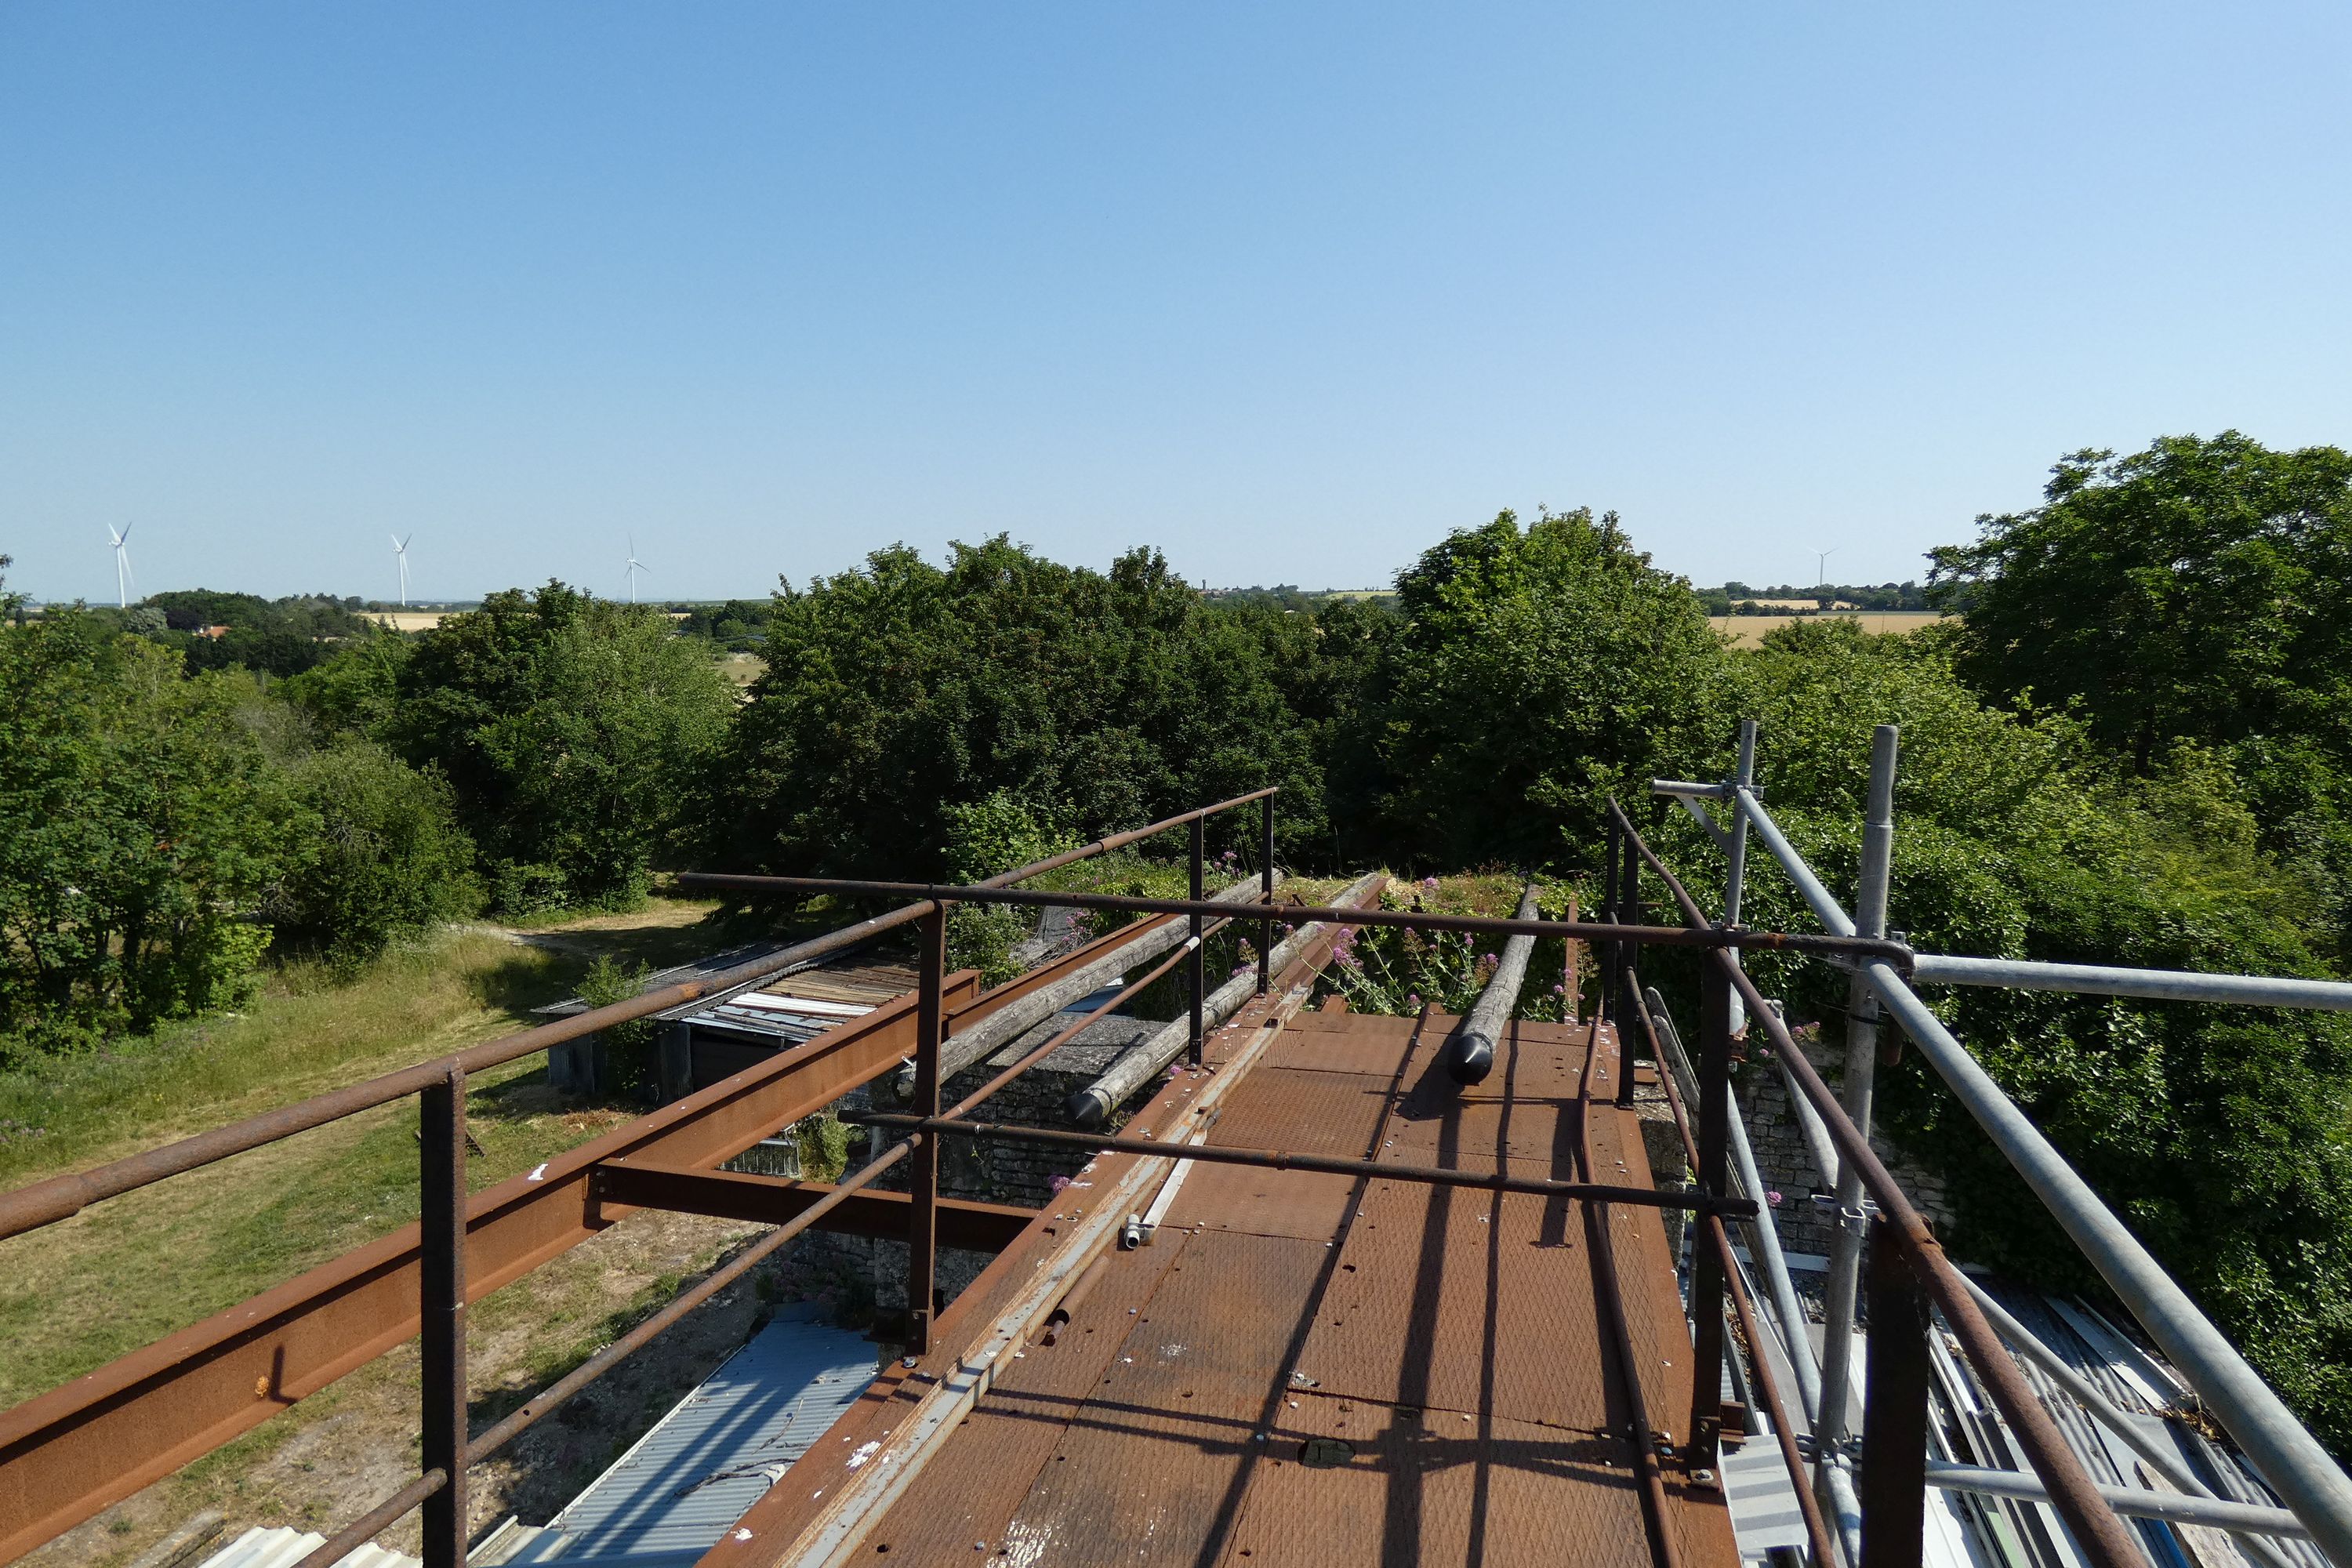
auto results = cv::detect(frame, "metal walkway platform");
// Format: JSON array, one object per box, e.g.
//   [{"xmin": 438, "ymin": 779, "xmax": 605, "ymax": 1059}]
[{"xmin": 710, "ymin": 1005, "xmax": 1737, "ymax": 1567}]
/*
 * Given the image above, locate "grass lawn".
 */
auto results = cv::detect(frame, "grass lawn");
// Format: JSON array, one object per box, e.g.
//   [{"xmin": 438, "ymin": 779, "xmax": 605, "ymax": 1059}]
[{"xmin": 0, "ymin": 899, "xmax": 735, "ymax": 1409}]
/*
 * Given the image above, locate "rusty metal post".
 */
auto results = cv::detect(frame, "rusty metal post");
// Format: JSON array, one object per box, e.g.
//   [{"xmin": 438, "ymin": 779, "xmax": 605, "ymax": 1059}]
[
  {"xmin": 1188, "ymin": 815, "xmax": 1206, "ymax": 1065},
  {"xmin": 1859, "ymin": 1218, "xmax": 1932, "ymax": 1568},
  {"xmin": 418, "ymin": 1067, "xmax": 468, "ymax": 1568},
  {"xmin": 1687, "ymin": 956, "xmax": 1732, "ymax": 1461},
  {"xmin": 1615, "ymin": 833, "xmax": 1642, "ymax": 1109},
  {"xmin": 1601, "ymin": 814, "xmax": 1622, "ymax": 1022},
  {"xmin": 1258, "ymin": 791, "xmax": 1275, "ymax": 996},
  {"xmin": 906, "ymin": 906, "xmax": 946, "ymax": 1354}
]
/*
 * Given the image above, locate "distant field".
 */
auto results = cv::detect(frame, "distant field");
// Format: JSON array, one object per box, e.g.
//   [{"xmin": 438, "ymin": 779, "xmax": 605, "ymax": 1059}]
[
  {"xmin": 1711, "ymin": 610, "xmax": 1947, "ymax": 648},
  {"xmin": 368, "ymin": 610, "xmax": 695, "ymax": 632}
]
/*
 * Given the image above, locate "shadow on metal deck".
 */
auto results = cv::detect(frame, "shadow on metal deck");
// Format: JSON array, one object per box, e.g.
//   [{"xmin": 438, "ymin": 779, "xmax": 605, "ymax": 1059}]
[{"xmin": 710, "ymin": 1006, "xmax": 1737, "ymax": 1568}]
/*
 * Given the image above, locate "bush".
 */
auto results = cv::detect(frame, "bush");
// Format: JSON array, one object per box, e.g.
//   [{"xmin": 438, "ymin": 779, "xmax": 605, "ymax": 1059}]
[
  {"xmin": 0, "ymin": 615, "xmax": 296, "ymax": 1052},
  {"xmin": 1651, "ymin": 619, "xmax": 2352, "ymax": 1452},
  {"xmin": 270, "ymin": 742, "xmax": 478, "ymax": 966},
  {"xmin": 390, "ymin": 583, "xmax": 733, "ymax": 911},
  {"xmin": 574, "ymin": 954, "xmax": 658, "ymax": 1101}
]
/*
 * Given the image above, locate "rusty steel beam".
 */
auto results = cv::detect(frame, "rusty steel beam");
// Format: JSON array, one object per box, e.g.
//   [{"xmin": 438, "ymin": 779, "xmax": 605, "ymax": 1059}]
[
  {"xmin": 0, "ymin": 904, "xmax": 1179, "ymax": 1565},
  {"xmin": 588, "ymin": 1163, "xmax": 1037, "ymax": 1253},
  {"xmin": 851, "ymin": 1111, "xmax": 1759, "ymax": 1215},
  {"xmin": 677, "ymin": 873, "xmax": 1918, "ymax": 966}
]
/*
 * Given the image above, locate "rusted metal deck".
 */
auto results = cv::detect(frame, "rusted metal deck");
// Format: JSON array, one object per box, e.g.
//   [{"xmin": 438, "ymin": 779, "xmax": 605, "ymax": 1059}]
[{"xmin": 713, "ymin": 1003, "xmax": 1737, "ymax": 1567}]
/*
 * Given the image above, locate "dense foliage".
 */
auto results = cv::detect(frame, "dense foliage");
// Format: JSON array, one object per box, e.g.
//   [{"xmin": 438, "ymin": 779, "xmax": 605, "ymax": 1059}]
[
  {"xmin": 148, "ymin": 589, "xmax": 383, "ymax": 677},
  {"xmin": 267, "ymin": 741, "xmax": 479, "ymax": 967},
  {"xmin": 1647, "ymin": 619, "xmax": 2352, "ymax": 1449},
  {"xmin": 704, "ymin": 539, "xmax": 1327, "ymax": 878},
  {"xmin": 1933, "ymin": 433, "xmax": 2352, "ymax": 957},
  {"xmin": 1336, "ymin": 508, "xmax": 1724, "ymax": 872},
  {"xmin": 0, "ymin": 615, "xmax": 292, "ymax": 1050},
  {"xmin": 388, "ymin": 584, "xmax": 734, "ymax": 910}
]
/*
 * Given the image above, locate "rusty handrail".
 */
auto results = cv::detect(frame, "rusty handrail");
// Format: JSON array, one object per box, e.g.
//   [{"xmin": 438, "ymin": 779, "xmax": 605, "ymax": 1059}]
[
  {"xmin": 676, "ymin": 873, "xmax": 1918, "ymax": 965},
  {"xmin": 1607, "ymin": 799, "xmax": 2147, "ymax": 1568},
  {"xmin": 1633, "ymin": 967, "xmax": 1839, "ymax": 1568}
]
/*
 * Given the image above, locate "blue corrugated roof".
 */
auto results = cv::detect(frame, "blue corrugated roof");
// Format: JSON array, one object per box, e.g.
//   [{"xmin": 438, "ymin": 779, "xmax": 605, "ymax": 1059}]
[{"xmin": 505, "ymin": 1305, "xmax": 875, "ymax": 1567}]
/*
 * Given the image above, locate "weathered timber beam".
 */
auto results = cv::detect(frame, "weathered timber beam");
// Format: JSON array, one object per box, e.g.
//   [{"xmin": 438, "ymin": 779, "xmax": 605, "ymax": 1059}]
[
  {"xmin": 0, "ymin": 906, "xmax": 1178, "ymax": 1565},
  {"xmin": 590, "ymin": 1161, "xmax": 1036, "ymax": 1252}
]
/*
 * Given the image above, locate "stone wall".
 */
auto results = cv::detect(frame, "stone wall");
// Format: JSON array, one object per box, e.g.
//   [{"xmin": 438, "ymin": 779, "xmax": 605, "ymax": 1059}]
[
  {"xmin": 736, "ymin": 1013, "xmax": 1174, "ymax": 1326},
  {"xmin": 1635, "ymin": 996, "xmax": 1956, "ymax": 1261},
  {"xmin": 1730, "ymin": 1029, "xmax": 1955, "ymax": 1257}
]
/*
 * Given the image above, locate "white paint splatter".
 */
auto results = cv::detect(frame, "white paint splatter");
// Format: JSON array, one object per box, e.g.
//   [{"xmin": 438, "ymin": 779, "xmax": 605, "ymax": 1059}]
[
  {"xmin": 732, "ymin": 1528, "xmax": 753, "ymax": 1541},
  {"xmin": 526, "ymin": 1163, "xmax": 548, "ymax": 1182},
  {"xmin": 847, "ymin": 1440, "xmax": 881, "ymax": 1469}
]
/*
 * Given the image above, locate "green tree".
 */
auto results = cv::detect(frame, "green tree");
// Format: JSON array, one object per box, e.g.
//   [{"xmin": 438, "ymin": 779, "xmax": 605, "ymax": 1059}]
[
  {"xmin": 1363, "ymin": 508, "xmax": 1726, "ymax": 871},
  {"xmin": 0, "ymin": 614, "xmax": 295, "ymax": 1049},
  {"xmin": 704, "ymin": 539, "xmax": 1323, "ymax": 880},
  {"xmin": 267, "ymin": 741, "xmax": 479, "ymax": 965},
  {"xmin": 1658, "ymin": 619, "xmax": 2352, "ymax": 1451},
  {"xmin": 1932, "ymin": 434, "xmax": 2352, "ymax": 949},
  {"xmin": 278, "ymin": 630, "xmax": 412, "ymax": 735},
  {"xmin": 389, "ymin": 583, "xmax": 733, "ymax": 910}
]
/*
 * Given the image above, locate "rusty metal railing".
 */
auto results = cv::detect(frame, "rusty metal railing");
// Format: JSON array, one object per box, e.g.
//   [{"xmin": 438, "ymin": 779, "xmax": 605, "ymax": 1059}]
[
  {"xmin": 1606, "ymin": 796, "xmax": 2149, "ymax": 1568},
  {"xmin": 0, "ymin": 789, "xmax": 1285, "ymax": 1568}
]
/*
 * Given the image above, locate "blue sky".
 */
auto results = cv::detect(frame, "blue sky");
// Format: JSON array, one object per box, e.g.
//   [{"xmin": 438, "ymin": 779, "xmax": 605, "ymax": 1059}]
[{"xmin": 5, "ymin": 3, "xmax": 2349, "ymax": 604}]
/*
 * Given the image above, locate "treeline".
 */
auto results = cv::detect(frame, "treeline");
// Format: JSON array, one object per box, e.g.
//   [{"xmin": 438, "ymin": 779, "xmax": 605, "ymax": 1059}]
[
  {"xmin": 1696, "ymin": 579, "xmax": 1933, "ymax": 613},
  {"xmin": 0, "ymin": 577, "xmax": 731, "ymax": 1049},
  {"xmin": 5, "ymin": 430, "xmax": 2352, "ymax": 1445}
]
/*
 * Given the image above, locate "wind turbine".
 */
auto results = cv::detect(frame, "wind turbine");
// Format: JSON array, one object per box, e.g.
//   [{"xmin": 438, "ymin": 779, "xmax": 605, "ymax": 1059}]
[
  {"xmin": 107, "ymin": 524, "xmax": 135, "ymax": 608},
  {"xmin": 390, "ymin": 533, "xmax": 412, "ymax": 608},
  {"xmin": 1812, "ymin": 546, "xmax": 1838, "ymax": 593},
  {"xmin": 625, "ymin": 535, "xmax": 648, "ymax": 606}
]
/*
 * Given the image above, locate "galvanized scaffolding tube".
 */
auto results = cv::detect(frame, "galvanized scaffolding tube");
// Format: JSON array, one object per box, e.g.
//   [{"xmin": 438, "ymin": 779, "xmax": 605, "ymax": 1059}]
[
  {"xmin": 1813, "ymin": 725, "xmax": 1899, "ymax": 1470},
  {"xmin": 1617, "ymin": 797, "xmax": 2147, "ymax": 1568},
  {"xmin": 1638, "ymin": 983, "xmax": 1824, "ymax": 1424},
  {"xmin": 1910, "ymin": 954, "xmax": 2352, "ymax": 1012},
  {"xmin": 1731, "ymin": 780, "xmax": 2352, "ymax": 1567}
]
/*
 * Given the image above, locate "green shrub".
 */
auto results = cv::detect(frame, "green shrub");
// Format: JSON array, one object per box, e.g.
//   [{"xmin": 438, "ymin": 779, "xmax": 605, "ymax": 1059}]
[
  {"xmin": 270, "ymin": 742, "xmax": 478, "ymax": 966},
  {"xmin": 0, "ymin": 615, "xmax": 296, "ymax": 1052},
  {"xmin": 575, "ymin": 954, "xmax": 657, "ymax": 1102}
]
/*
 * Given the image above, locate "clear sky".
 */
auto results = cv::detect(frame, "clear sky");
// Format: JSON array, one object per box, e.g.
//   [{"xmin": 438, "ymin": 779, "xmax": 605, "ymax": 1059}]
[{"xmin": 5, "ymin": 3, "xmax": 2349, "ymax": 604}]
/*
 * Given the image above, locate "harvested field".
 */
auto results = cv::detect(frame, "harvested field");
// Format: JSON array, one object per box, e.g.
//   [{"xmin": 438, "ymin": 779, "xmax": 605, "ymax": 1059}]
[{"xmin": 1711, "ymin": 610, "xmax": 1947, "ymax": 647}]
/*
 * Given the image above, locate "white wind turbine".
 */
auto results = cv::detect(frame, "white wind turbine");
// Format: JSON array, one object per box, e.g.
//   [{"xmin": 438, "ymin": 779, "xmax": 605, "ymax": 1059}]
[
  {"xmin": 1812, "ymin": 546, "xmax": 1838, "ymax": 593},
  {"xmin": 391, "ymin": 533, "xmax": 413, "ymax": 608},
  {"xmin": 107, "ymin": 524, "xmax": 136, "ymax": 608},
  {"xmin": 625, "ymin": 535, "xmax": 648, "ymax": 605}
]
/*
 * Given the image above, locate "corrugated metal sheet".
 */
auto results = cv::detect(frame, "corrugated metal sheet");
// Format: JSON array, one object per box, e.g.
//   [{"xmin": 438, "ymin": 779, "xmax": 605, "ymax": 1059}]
[
  {"xmin": 195, "ymin": 1526, "xmax": 419, "ymax": 1568},
  {"xmin": 677, "ymin": 993, "xmax": 871, "ymax": 1046},
  {"xmin": 503, "ymin": 1305, "xmax": 874, "ymax": 1567}
]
